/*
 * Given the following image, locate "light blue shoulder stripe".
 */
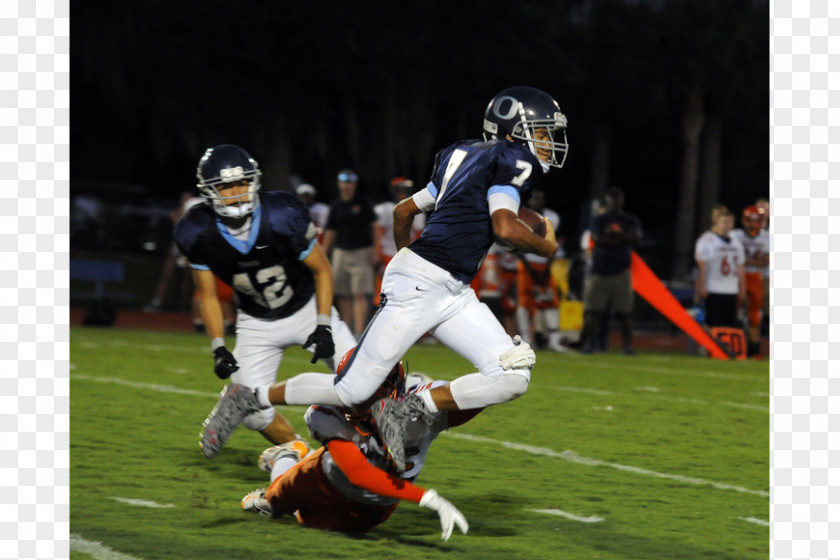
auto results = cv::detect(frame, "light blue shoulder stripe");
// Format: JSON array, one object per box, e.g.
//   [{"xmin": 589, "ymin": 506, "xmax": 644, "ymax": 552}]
[
  {"xmin": 298, "ymin": 237, "xmax": 317, "ymax": 260},
  {"xmin": 487, "ymin": 185, "xmax": 520, "ymax": 205},
  {"xmin": 426, "ymin": 181, "xmax": 439, "ymax": 198}
]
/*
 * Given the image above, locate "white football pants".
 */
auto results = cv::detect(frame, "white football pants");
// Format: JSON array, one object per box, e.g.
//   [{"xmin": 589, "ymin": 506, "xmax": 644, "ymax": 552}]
[
  {"xmin": 333, "ymin": 248, "xmax": 529, "ymax": 408},
  {"xmin": 231, "ymin": 296, "xmax": 355, "ymax": 429}
]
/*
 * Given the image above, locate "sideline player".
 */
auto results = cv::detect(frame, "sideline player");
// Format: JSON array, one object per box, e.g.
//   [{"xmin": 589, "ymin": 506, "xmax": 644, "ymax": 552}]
[
  {"xmin": 175, "ymin": 144, "xmax": 355, "ymax": 448},
  {"xmin": 373, "ymin": 177, "xmax": 426, "ymax": 306},
  {"xmin": 514, "ymin": 189, "xmax": 567, "ymax": 351},
  {"xmin": 240, "ymin": 353, "xmax": 473, "ymax": 540},
  {"xmin": 694, "ymin": 208, "xmax": 746, "ymax": 328},
  {"xmin": 730, "ymin": 206, "xmax": 769, "ymax": 357},
  {"xmin": 200, "ymin": 87, "xmax": 568, "ymax": 471}
]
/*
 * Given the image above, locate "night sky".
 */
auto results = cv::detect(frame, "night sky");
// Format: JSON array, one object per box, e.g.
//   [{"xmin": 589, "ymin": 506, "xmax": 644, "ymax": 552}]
[{"xmin": 70, "ymin": 0, "xmax": 769, "ymax": 276}]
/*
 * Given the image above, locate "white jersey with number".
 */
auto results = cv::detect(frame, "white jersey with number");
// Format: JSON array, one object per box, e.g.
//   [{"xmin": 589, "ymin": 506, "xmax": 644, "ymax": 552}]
[
  {"xmin": 729, "ymin": 228, "xmax": 769, "ymax": 278},
  {"xmin": 694, "ymin": 231, "xmax": 745, "ymax": 294},
  {"xmin": 307, "ymin": 201, "xmax": 330, "ymax": 231}
]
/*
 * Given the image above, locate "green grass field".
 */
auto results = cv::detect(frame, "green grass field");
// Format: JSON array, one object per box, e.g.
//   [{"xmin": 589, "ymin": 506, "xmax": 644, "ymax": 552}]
[{"xmin": 70, "ymin": 326, "xmax": 768, "ymax": 560}]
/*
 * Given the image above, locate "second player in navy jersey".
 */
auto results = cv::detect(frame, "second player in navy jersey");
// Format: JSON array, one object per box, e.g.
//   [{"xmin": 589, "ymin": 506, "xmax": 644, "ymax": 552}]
[
  {"xmin": 200, "ymin": 87, "xmax": 569, "ymax": 472},
  {"xmin": 176, "ymin": 191, "xmax": 319, "ymax": 320},
  {"xmin": 177, "ymin": 144, "xmax": 355, "ymax": 455}
]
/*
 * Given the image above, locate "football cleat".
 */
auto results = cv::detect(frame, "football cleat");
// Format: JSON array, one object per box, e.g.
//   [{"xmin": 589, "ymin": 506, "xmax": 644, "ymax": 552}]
[
  {"xmin": 370, "ymin": 394, "xmax": 434, "ymax": 473},
  {"xmin": 199, "ymin": 383, "xmax": 262, "ymax": 458},
  {"xmin": 241, "ymin": 488, "xmax": 273, "ymax": 517},
  {"xmin": 258, "ymin": 440, "xmax": 312, "ymax": 473}
]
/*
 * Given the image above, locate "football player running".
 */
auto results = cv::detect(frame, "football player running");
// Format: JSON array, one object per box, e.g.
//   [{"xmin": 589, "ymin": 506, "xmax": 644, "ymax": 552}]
[
  {"xmin": 176, "ymin": 144, "xmax": 355, "ymax": 450},
  {"xmin": 240, "ymin": 353, "xmax": 475, "ymax": 541},
  {"xmin": 200, "ymin": 87, "xmax": 568, "ymax": 471}
]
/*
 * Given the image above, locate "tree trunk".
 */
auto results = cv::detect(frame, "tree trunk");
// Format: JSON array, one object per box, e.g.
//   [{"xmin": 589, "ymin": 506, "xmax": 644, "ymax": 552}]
[
  {"xmin": 589, "ymin": 121, "xmax": 611, "ymax": 204},
  {"xmin": 261, "ymin": 117, "xmax": 292, "ymax": 193},
  {"xmin": 697, "ymin": 113, "xmax": 722, "ymax": 234},
  {"xmin": 671, "ymin": 87, "xmax": 705, "ymax": 280}
]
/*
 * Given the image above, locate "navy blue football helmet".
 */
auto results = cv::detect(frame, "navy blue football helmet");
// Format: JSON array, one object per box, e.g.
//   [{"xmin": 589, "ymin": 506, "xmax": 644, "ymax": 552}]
[
  {"xmin": 196, "ymin": 144, "xmax": 262, "ymax": 218},
  {"xmin": 482, "ymin": 86, "xmax": 569, "ymax": 168}
]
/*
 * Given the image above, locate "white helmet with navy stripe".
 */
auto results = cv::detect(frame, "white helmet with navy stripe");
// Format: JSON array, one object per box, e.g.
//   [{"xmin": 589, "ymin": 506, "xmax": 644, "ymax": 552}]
[
  {"xmin": 196, "ymin": 144, "xmax": 262, "ymax": 218},
  {"xmin": 482, "ymin": 86, "xmax": 569, "ymax": 169}
]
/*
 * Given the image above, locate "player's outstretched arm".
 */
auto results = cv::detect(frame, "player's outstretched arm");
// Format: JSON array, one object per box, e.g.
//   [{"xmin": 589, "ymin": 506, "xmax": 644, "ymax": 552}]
[
  {"xmin": 326, "ymin": 439, "xmax": 469, "ymax": 540},
  {"xmin": 492, "ymin": 209, "xmax": 557, "ymax": 258}
]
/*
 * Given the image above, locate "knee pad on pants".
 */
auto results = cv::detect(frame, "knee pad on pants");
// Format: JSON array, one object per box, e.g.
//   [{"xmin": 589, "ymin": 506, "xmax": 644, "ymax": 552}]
[
  {"xmin": 449, "ymin": 371, "xmax": 530, "ymax": 410},
  {"xmin": 242, "ymin": 407, "xmax": 275, "ymax": 431}
]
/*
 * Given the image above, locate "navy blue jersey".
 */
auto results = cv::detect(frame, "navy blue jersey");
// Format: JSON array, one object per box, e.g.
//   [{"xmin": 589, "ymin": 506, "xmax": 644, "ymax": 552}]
[
  {"xmin": 409, "ymin": 139, "xmax": 542, "ymax": 283},
  {"xmin": 174, "ymin": 191, "xmax": 318, "ymax": 320}
]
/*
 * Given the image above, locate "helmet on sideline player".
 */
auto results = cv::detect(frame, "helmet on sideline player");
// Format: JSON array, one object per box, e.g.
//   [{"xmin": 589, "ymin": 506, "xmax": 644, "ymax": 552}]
[
  {"xmin": 742, "ymin": 205, "xmax": 762, "ymax": 236},
  {"xmin": 482, "ymin": 86, "xmax": 569, "ymax": 169},
  {"xmin": 196, "ymin": 144, "xmax": 262, "ymax": 219}
]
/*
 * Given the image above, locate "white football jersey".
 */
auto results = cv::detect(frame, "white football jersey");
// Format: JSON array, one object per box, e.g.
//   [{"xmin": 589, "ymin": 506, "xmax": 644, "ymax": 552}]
[
  {"xmin": 307, "ymin": 201, "xmax": 330, "ymax": 230},
  {"xmin": 695, "ymin": 231, "xmax": 745, "ymax": 294},
  {"xmin": 374, "ymin": 201, "xmax": 426, "ymax": 258},
  {"xmin": 730, "ymin": 228, "xmax": 769, "ymax": 277}
]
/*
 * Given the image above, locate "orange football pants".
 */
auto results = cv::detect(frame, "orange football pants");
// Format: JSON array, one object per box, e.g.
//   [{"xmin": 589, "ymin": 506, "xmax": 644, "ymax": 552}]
[
  {"xmin": 743, "ymin": 272, "xmax": 764, "ymax": 327},
  {"xmin": 265, "ymin": 447, "xmax": 398, "ymax": 533},
  {"xmin": 516, "ymin": 261, "xmax": 559, "ymax": 311}
]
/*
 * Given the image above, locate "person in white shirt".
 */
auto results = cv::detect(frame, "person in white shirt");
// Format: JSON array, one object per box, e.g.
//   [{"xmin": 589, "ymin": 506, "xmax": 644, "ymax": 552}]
[
  {"xmin": 295, "ymin": 183, "xmax": 330, "ymax": 242},
  {"xmin": 514, "ymin": 190, "xmax": 568, "ymax": 352},
  {"xmin": 694, "ymin": 208, "xmax": 746, "ymax": 328},
  {"xmin": 373, "ymin": 177, "xmax": 426, "ymax": 306},
  {"xmin": 729, "ymin": 206, "xmax": 770, "ymax": 357}
]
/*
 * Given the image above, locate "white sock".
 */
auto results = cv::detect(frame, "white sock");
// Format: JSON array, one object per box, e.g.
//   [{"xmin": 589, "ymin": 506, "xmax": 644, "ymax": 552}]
[
  {"xmin": 516, "ymin": 307, "xmax": 532, "ymax": 344},
  {"xmin": 415, "ymin": 389, "xmax": 439, "ymax": 413},
  {"xmin": 284, "ymin": 373, "xmax": 344, "ymax": 406},
  {"xmin": 255, "ymin": 385, "xmax": 273, "ymax": 409},
  {"xmin": 542, "ymin": 308, "xmax": 562, "ymax": 346},
  {"xmin": 270, "ymin": 456, "xmax": 300, "ymax": 482}
]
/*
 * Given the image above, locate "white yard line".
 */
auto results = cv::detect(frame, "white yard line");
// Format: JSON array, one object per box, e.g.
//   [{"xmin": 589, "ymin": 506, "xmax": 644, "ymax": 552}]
[
  {"xmin": 70, "ymin": 374, "xmax": 310, "ymax": 413},
  {"xmin": 550, "ymin": 385, "xmax": 768, "ymax": 413},
  {"xmin": 71, "ymin": 374, "xmax": 219, "ymax": 398},
  {"xmin": 446, "ymin": 433, "xmax": 768, "ymax": 498},
  {"xmin": 77, "ymin": 338, "xmax": 317, "ymax": 367},
  {"xmin": 112, "ymin": 497, "xmax": 174, "ymax": 508},
  {"xmin": 737, "ymin": 516, "xmax": 769, "ymax": 527},
  {"xmin": 579, "ymin": 360, "xmax": 760, "ymax": 382},
  {"xmin": 70, "ymin": 534, "xmax": 144, "ymax": 560},
  {"xmin": 530, "ymin": 508, "xmax": 604, "ymax": 523}
]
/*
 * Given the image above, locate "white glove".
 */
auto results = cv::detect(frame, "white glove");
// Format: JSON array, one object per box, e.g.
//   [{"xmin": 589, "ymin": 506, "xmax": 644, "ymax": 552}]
[
  {"xmin": 498, "ymin": 335, "xmax": 537, "ymax": 371},
  {"xmin": 419, "ymin": 489, "xmax": 469, "ymax": 541}
]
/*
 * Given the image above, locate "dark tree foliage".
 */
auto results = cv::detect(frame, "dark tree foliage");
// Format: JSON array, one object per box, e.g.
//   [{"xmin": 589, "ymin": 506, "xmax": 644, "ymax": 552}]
[{"xmin": 71, "ymin": 0, "xmax": 768, "ymax": 277}]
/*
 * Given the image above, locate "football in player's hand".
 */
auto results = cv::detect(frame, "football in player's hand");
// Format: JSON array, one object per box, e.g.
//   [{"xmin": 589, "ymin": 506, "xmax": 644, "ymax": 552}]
[{"xmin": 518, "ymin": 207, "xmax": 547, "ymax": 237}]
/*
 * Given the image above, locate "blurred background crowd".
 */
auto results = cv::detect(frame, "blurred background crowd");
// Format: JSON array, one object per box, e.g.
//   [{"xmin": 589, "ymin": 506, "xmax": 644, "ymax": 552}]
[{"xmin": 69, "ymin": 0, "xmax": 769, "ymax": 352}]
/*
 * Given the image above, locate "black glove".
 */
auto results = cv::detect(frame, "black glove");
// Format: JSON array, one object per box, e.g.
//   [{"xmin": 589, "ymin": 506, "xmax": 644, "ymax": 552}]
[
  {"xmin": 304, "ymin": 324, "xmax": 334, "ymax": 364},
  {"xmin": 212, "ymin": 346, "xmax": 239, "ymax": 379}
]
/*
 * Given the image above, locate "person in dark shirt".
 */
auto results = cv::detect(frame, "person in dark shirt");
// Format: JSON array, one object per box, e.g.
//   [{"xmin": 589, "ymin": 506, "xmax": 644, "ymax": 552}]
[
  {"xmin": 581, "ymin": 187, "xmax": 642, "ymax": 355},
  {"xmin": 321, "ymin": 169, "xmax": 378, "ymax": 337}
]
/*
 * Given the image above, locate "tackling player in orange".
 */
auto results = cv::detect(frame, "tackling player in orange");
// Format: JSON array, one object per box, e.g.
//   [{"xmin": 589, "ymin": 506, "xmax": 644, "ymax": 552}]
[{"xmin": 239, "ymin": 350, "xmax": 476, "ymax": 540}]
